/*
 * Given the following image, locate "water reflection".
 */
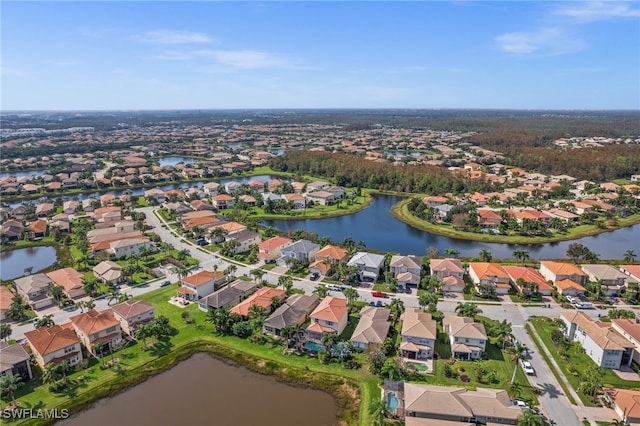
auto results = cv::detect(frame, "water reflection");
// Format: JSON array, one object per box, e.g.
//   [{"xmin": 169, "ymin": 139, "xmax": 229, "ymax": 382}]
[{"xmin": 0, "ymin": 246, "xmax": 57, "ymax": 281}]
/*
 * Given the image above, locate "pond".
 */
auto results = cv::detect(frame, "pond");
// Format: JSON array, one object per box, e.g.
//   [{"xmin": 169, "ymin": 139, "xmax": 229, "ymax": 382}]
[
  {"xmin": 0, "ymin": 246, "xmax": 58, "ymax": 281},
  {"xmin": 156, "ymin": 156, "xmax": 194, "ymax": 167},
  {"xmin": 0, "ymin": 170, "xmax": 48, "ymax": 180},
  {"xmin": 59, "ymin": 352, "xmax": 337, "ymax": 426},
  {"xmin": 263, "ymin": 194, "xmax": 640, "ymax": 259}
]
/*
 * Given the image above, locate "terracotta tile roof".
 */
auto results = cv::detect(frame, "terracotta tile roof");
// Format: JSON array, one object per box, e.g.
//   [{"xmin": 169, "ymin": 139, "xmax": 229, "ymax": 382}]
[
  {"xmin": 310, "ymin": 296, "xmax": 348, "ymax": 323},
  {"xmin": 182, "ymin": 270, "xmax": 223, "ymax": 286},
  {"xmin": 46, "ymin": 268, "xmax": 84, "ymax": 292},
  {"xmin": 230, "ymin": 287, "xmax": 286, "ymax": 317},
  {"xmin": 258, "ymin": 236, "xmax": 292, "ymax": 251},
  {"xmin": 110, "ymin": 300, "xmax": 154, "ymax": 319},
  {"xmin": 212, "ymin": 194, "xmax": 233, "ymax": 201},
  {"xmin": 468, "ymin": 262, "xmax": 509, "ymax": 280},
  {"xmin": 555, "ymin": 279, "xmax": 586, "ymax": 292},
  {"xmin": 70, "ymin": 309, "xmax": 119, "ymax": 336},
  {"xmin": 562, "ymin": 311, "xmax": 632, "ymax": 351},
  {"xmin": 306, "ymin": 322, "xmax": 336, "ymax": 334},
  {"xmin": 606, "ymin": 388, "xmax": 640, "ymax": 420},
  {"xmin": 315, "ymin": 245, "xmax": 348, "ymax": 261},
  {"xmin": 502, "ymin": 266, "xmax": 553, "ymax": 291},
  {"xmin": 540, "ymin": 261, "xmax": 587, "ymax": 278},
  {"xmin": 309, "ymin": 260, "xmax": 331, "ymax": 272},
  {"xmin": 209, "ymin": 221, "xmax": 246, "ymax": 233},
  {"xmin": 621, "ymin": 265, "xmax": 640, "ymax": 280},
  {"xmin": 177, "ymin": 287, "xmax": 196, "ymax": 295},
  {"xmin": 612, "ymin": 319, "xmax": 640, "ymax": 343},
  {"xmin": 24, "ymin": 324, "xmax": 80, "ymax": 357},
  {"xmin": 0, "ymin": 286, "xmax": 14, "ymax": 310},
  {"xmin": 29, "ymin": 219, "xmax": 48, "ymax": 234}
]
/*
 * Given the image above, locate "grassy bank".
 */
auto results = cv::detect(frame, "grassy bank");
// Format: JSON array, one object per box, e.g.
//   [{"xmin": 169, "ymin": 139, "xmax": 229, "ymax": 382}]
[
  {"xmin": 391, "ymin": 198, "xmax": 640, "ymax": 245},
  {"xmin": 6, "ymin": 286, "xmax": 374, "ymax": 426}
]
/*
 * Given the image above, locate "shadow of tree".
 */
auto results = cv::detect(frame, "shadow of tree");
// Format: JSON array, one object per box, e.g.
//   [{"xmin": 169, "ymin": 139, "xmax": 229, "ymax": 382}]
[
  {"xmin": 536, "ymin": 382, "xmax": 564, "ymax": 399},
  {"xmin": 150, "ymin": 339, "xmax": 174, "ymax": 357}
]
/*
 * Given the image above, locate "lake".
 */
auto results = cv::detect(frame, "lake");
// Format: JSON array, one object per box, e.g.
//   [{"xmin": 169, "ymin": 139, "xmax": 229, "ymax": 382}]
[
  {"xmin": 156, "ymin": 156, "xmax": 194, "ymax": 167},
  {"xmin": 59, "ymin": 352, "xmax": 338, "ymax": 426},
  {"xmin": 0, "ymin": 246, "xmax": 58, "ymax": 281},
  {"xmin": 264, "ymin": 194, "xmax": 640, "ymax": 260},
  {"xmin": 0, "ymin": 170, "xmax": 47, "ymax": 180}
]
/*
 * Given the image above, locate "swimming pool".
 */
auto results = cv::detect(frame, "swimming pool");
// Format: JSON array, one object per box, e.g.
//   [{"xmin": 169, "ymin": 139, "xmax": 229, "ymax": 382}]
[
  {"xmin": 303, "ymin": 341, "xmax": 325, "ymax": 353},
  {"xmin": 387, "ymin": 392, "xmax": 399, "ymax": 411}
]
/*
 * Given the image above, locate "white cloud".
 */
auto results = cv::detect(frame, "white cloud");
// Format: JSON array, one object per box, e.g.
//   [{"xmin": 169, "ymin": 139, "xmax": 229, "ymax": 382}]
[
  {"xmin": 555, "ymin": 1, "xmax": 640, "ymax": 23},
  {"xmin": 495, "ymin": 27, "xmax": 584, "ymax": 56},
  {"xmin": 133, "ymin": 30, "xmax": 215, "ymax": 45},
  {"xmin": 153, "ymin": 49, "xmax": 289, "ymax": 70}
]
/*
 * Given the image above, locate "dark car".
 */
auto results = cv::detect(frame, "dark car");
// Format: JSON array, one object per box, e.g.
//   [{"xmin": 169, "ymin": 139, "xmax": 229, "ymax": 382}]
[
  {"xmin": 375, "ymin": 301, "xmax": 383, "ymax": 308},
  {"xmin": 310, "ymin": 272, "xmax": 320, "ymax": 281},
  {"xmin": 369, "ymin": 301, "xmax": 375, "ymax": 307},
  {"xmin": 160, "ymin": 280, "xmax": 171, "ymax": 287}
]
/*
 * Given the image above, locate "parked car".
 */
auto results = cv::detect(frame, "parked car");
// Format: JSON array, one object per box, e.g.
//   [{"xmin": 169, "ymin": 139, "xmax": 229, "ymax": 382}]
[
  {"xmin": 521, "ymin": 360, "xmax": 535, "ymax": 375},
  {"xmin": 160, "ymin": 280, "xmax": 171, "ymax": 287},
  {"xmin": 369, "ymin": 301, "xmax": 375, "ymax": 307},
  {"xmin": 310, "ymin": 272, "xmax": 320, "ymax": 281},
  {"xmin": 327, "ymin": 284, "xmax": 342, "ymax": 292},
  {"xmin": 371, "ymin": 291, "xmax": 388, "ymax": 298},
  {"xmin": 375, "ymin": 301, "xmax": 383, "ymax": 308}
]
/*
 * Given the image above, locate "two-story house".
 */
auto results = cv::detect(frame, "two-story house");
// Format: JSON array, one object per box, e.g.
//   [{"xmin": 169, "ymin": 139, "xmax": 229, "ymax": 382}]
[
  {"xmin": 389, "ymin": 255, "xmax": 422, "ymax": 290},
  {"xmin": 503, "ymin": 266, "xmax": 553, "ymax": 296},
  {"xmin": 539, "ymin": 261, "xmax": 588, "ymax": 286},
  {"xmin": 263, "ymin": 294, "xmax": 320, "ymax": 337},
  {"xmin": 93, "ymin": 260, "xmax": 123, "ymax": 286},
  {"xmin": 443, "ymin": 313, "xmax": 487, "ymax": 360},
  {"xmin": 581, "ymin": 264, "xmax": 628, "ymax": 296},
  {"xmin": 198, "ymin": 280, "xmax": 258, "ymax": 312},
  {"xmin": 229, "ymin": 287, "xmax": 286, "ymax": 318},
  {"xmin": 46, "ymin": 268, "xmax": 86, "ymax": 299},
  {"xmin": 13, "ymin": 273, "xmax": 55, "ymax": 310},
  {"xmin": 70, "ymin": 309, "xmax": 123, "ymax": 355},
  {"xmin": 310, "ymin": 245, "xmax": 349, "ymax": 276},
  {"xmin": 306, "ymin": 296, "xmax": 348, "ymax": 341},
  {"xmin": 276, "ymin": 239, "xmax": 320, "ymax": 266},
  {"xmin": 611, "ymin": 319, "xmax": 640, "ymax": 365},
  {"xmin": 179, "ymin": 270, "xmax": 226, "ymax": 301},
  {"xmin": 561, "ymin": 311, "xmax": 634, "ymax": 369},
  {"xmin": 0, "ymin": 342, "xmax": 33, "ymax": 381},
  {"xmin": 347, "ymin": 252, "xmax": 386, "ymax": 282},
  {"xmin": 24, "ymin": 324, "xmax": 84, "ymax": 369},
  {"xmin": 258, "ymin": 236, "xmax": 293, "ymax": 262},
  {"xmin": 109, "ymin": 237, "xmax": 153, "ymax": 259},
  {"xmin": 350, "ymin": 306, "xmax": 391, "ymax": 350},
  {"xmin": 400, "ymin": 308, "xmax": 437, "ymax": 360},
  {"xmin": 467, "ymin": 262, "xmax": 511, "ymax": 295},
  {"xmin": 110, "ymin": 300, "xmax": 155, "ymax": 337}
]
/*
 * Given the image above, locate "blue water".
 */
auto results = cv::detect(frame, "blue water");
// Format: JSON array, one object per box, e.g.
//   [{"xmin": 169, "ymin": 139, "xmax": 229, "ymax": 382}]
[
  {"xmin": 303, "ymin": 341, "xmax": 325, "ymax": 353},
  {"xmin": 387, "ymin": 392, "xmax": 399, "ymax": 410}
]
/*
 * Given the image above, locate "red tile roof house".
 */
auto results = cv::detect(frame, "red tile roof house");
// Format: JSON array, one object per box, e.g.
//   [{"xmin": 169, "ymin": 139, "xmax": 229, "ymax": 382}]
[
  {"xmin": 178, "ymin": 270, "xmax": 227, "ymax": 301},
  {"xmin": 605, "ymin": 388, "xmax": 640, "ymax": 425},
  {"xmin": 70, "ymin": 309, "xmax": 123, "ymax": 356},
  {"xmin": 467, "ymin": 262, "xmax": 512, "ymax": 295},
  {"xmin": 46, "ymin": 268, "xmax": 86, "ymax": 299},
  {"xmin": 0, "ymin": 285, "xmax": 14, "ymax": 321},
  {"xmin": 305, "ymin": 296, "xmax": 348, "ymax": 342},
  {"xmin": 110, "ymin": 300, "xmax": 155, "ymax": 337},
  {"xmin": 229, "ymin": 287, "xmax": 286, "ymax": 318},
  {"xmin": 477, "ymin": 209, "xmax": 502, "ymax": 230},
  {"xmin": 258, "ymin": 236, "xmax": 293, "ymax": 262},
  {"xmin": 24, "ymin": 323, "xmax": 84, "ymax": 369},
  {"xmin": 539, "ymin": 261, "xmax": 588, "ymax": 286},
  {"xmin": 502, "ymin": 266, "xmax": 553, "ymax": 296}
]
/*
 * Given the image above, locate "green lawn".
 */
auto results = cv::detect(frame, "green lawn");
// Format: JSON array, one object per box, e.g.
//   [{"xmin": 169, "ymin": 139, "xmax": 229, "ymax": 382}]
[{"xmin": 529, "ymin": 316, "xmax": 640, "ymax": 406}]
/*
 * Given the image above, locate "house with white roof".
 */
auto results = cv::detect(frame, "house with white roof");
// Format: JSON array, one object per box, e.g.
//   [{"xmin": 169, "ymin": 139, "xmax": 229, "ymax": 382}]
[{"xmin": 347, "ymin": 252, "xmax": 386, "ymax": 282}]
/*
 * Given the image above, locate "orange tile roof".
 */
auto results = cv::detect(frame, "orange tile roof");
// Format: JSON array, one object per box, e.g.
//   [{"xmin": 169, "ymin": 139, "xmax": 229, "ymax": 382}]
[
  {"xmin": 468, "ymin": 263, "xmax": 509, "ymax": 280},
  {"xmin": 309, "ymin": 260, "xmax": 331, "ymax": 272},
  {"xmin": 540, "ymin": 261, "xmax": 587, "ymax": 278},
  {"xmin": 29, "ymin": 219, "xmax": 47, "ymax": 234},
  {"xmin": 258, "ymin": 236, "xmax": 292, "ymax": 251},
  {"xmin": 621, "ymin": 265, "xmax": 640, "ymax": 279},
  {"xmin": 607, "ymin": 388, "xmax": 640, "ymax": 420},
  {"xmin": 230, "ymin": 287, "xmax": 285, "ymax": 317},
  {"xmin": 70, "ymin": 309, "xmax": 119, "ymax": 336},
  {"xmin": 0, "ymin": 286, "xmax": 14, "ymax": 310},
  {"xmin": 315, "ymin": 245, "xmax": 348, "ymax": 261},
  {"xmin": 182, "ymin": 270, "xmax": 223, "ymax": 286},
  {"xmin": 209, "ymin": 221, "xmax": 246, "ymax": 233},
  {"xmin": 502, "ymin": 266, "xmax": 553, "ymax": 291},
  {"xmin": 212, "ymin": 194, "xmax": 234, "ymax": 201},
  {"xmin": 555, "ymin": 279, "xmax": 586, "ymax": 292},
  {"xmin": 310, "ymin": 296, "xmax": 348, "ymax": 323},
  {"xmin": 24, "ymin": 324, "xmax": 80, "ymax": 357},
  {"xmin": 46, "ymin": 268, "xmax": 84, "ymax": 292}
]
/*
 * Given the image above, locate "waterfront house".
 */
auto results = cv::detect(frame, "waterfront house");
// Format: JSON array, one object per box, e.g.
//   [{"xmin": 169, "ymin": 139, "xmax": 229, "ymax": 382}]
[
  {"xmin": 390, "ymin": 255, "xmax": 422, "ymax": 290},
  {"xmin": 198, "ymin": 280, "xmax": 258, "ymax": 312},
  {"xmin": 179, "ymin": 270, "xmax": 226, "ymax": 301},
  {"xmin": 0, "ymin": 286, "xmax": 12, "ymax": 321},
  {"xmin": 443, "ymin": 313, "xmax": 487, "ymax": 360},
  {"xmin": 560, "ymin": 311, "xmax": 634, "ymax": 369},
  {"xmin": 620, "ymin": 265, "xmax": 640, "ymax": 286},
  {"xmin": 203, "ymin": 182, "xmax": 220, "ymax": 196},
  {"xmin": 539, "ymin": 261, "xmax": 588, "ymax": 286},
  {"xmin": 477, "ymin": 209, "xmax": 502, "ymax": 230},
  {"xmin": 305, "ymin": 191, "xmax": 335, "ymax": 206},
  {"xmin": 110, "ymin": 300, "xmax": 155, "ymax": 337},
  {"xmin": 283, "ymin": 193, "xmax": 306, "ymax": 209},
  {"xmin": 610, "ymin": 319, "xmax": 640, "ymax": 364},
  {"xmin": 276, "ymin": 239, "xmax": 320, "ymax": 266},
  {"xmin": 0, "ymin": 342, "xmax": 33, "ymax": 381},
  {"xmin": 46, "ymin": 268, "xmax": 86, "ymax": 299},
  {"xmin": 315, "ymin": 245, "xmax": 348, "ymax": 263},
  {"xmin": 211, "ymin": 194, "xmax": 234, "ymax": 209},
  {"xmin": 347, "ymin": 252, "xmax": 386, "ymax": 282},
  {"xmin": 223, "ymin": 229, "xmax": 261, "ymax": 254},
  {"xmin": 24, "ymin": 324, "xmax": 83, "ymax": 369},
  {"xmin": 306, "ymin": 296, "xmax": 348, "ymax": 340},
  {"xmin": 70, "ymin": 309, "xmax": 123, "ymax": 355},
  {"xmin": 229, "ymin": 286, "xmax": 286, "ymax": 318},
  {"xmin": 350, "ymin": 306, "xmax": 391, "ymax": 350},
  {"xmin": 93, "ymin": 260, "xmax": 123, "ymax": 286},
  {"xmin": 503, "ymin": 266, "xmax": 553, "ymax": 296},
  {"xmin": 263, "ymin": 293, "xmax": 320, "ymax": 337},
  {"xmin": 400, "ymin": 308, "xmax": 437, "ymax": 360},
  {"xmin": 13, "ymin": 273, "xmax": 55, "ymax": 310}
]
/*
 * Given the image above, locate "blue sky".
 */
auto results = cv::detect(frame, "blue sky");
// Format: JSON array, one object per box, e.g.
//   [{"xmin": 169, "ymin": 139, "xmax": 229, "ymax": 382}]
[{"xmin": 2, "ymin": 1, "xmax": 639, "ymax": 110}]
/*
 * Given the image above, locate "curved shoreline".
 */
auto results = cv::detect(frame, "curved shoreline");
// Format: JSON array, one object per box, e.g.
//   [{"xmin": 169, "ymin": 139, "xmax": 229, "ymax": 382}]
[
  {"xmin": 391, "ymin": 197, "xmax": 640, "ymax": 245},
  {"xmin": 21, "ymin": 341, "xmax": 361, "ymax": 426}
]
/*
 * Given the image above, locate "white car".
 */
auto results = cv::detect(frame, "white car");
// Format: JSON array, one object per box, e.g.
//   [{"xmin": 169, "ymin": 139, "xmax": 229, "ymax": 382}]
[
  {"xmin": 521, "ymin": 360, "xmax": 535, "ymax": 375},
  {"xmin": 326, "ymin": 284, "xmax": 342, "ymax": 292}
]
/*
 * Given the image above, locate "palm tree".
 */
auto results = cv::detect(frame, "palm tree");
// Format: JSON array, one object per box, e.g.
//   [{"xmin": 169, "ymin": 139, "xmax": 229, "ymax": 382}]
[
  {"xmin": 135, "ymin": 323, "xmax": 153, "ymax": 347},
  {"xmin": 507, "ymin": 343, "xmax": 527, "ymax": 383},
  {"xmin": 368, "ymin": 397, "xmax": 390, "ymax": 426},
  {"xmin": 517, "ymin": 408, "xmax": 550, "ymax": 426},
  {"xmin": 444, "ymin": 247, "xmax": 460, "ymax": 257},
  {"xmin": 624, "ymin": 249, "xmax": 636, "ymax": 263},
  {"xmin": 493, "ymin": 319, "xmax": 513, "ymax": 349},
  {"xmin": 513, "ymin": 249, "xmax": 530, "ymax": 265},
  {"xmin": 107, "ymin": 288, "xmax": 121, "ymax": 305},
  {"xmin": 455, "ymin": 302, "xmax": 482, "ymax": 318},
  {"xmin": 278, "ymin": 275, "xmax": 294, "ymax": 294},
  {"xmin": 84, "ymin": 299, "xmax": 96, "ymax": 310},
  {"xmin": 478, "ymin": 248, "xmax": 493, "ymax": 262},
  {"xmin": 224, "ymin": 264, "xmax": 237, "ymax": 279},
  {"xmin": 313, "ymin": 285, "xmax": 329, "ymax": 299},
  {"xmin": 508, "ymin": 382, "xmax": 522, "ymax": 399},
  {"xmin": 418, "ymin": 292, "xmax": 438, "ymax": 312},
  {"xmin": 42, "ymin": 364, "xmax": 62, "ymax": 385},
  {"xmin": 389, "ymin": 298, "xmax": 405, "ymax": 326},
  {"xmin": 0, "ymin": 374, "xmax": 22, "ymax": 406},
  {"xmin": 35, "ymin": 314, "xmax": 55, "ymax": 329},
  {"xmin": 342, "ymin": 287, "xmax": 359, "ymax": 306},
  {"xmin": 0, "ymin": 323, "xmax": 12, "ymax": 341},
  {"xmin": 209, "ymin": 227, "xmax": 227, "ymax": 244},
  {"xmin": 48, "ymin": 285, "xmax": 65, "ymax": 304},
  {"xmin": 321, "ymin": 332, "xmax": 339, "ymax": 352},
  {"xmin": 584, "ymin": 365, "xmax": 604, "ymax": 400},
  {"xmin": 250, "ymin": 269, "xmax": 266, "ymax": 285}
]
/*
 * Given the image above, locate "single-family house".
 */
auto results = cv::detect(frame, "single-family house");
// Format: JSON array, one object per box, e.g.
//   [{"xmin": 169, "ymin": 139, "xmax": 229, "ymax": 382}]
[
  {"xmin": 224, "ymin": 229, "xmax": 261, "ymax": 254},
  {"xmin": 620, "ymin": 265, "xmax": 640, "ymax": 286},
  {"xmin": 276, "ymin": 239, "xmax": 320, "ymax": 266},
  {"xmin": 144, "ymin": 188, "xmax": 166, "ymax": 204},
  {"xmin": 109, "ymin": 237, "xmax": 153, "ymax": 259},
  {"xmin": 347, "ymin": 252, "xmax": 386, "ymax": 282},
  {"xmin": 93, "ymin": 260, "xmax": 123, "ymax": 286},
  {"xmin": 13, "ymin": 273, "xmax": 55, "ymax": 310},
  {"xmin": 443, "ymin": 313, "xmax": 487, "ymax": 360},
  {"xmin": 24, "ymin": 324, "xmax": 83, "ymax": 369},
  {"xmin": 263, "ymin": 293, "xmax": 320, "ymax": 337},
  {"xmin": 539, "ymin": 261, "xmax": 588, "ymax": 286},
  {"xmin": 555, "ymin": 279, "xmax": 587, "ymax": 296},
  {"xmin": 283, "ymin": 193, "xmax": 306, "ymax": 209},
  {"xmin": 306, "ymin": 296, "xmax": 348, "ymax": 340},
  {"xmin": 203, "ymin": 181, "xmax": 220, "ymax": 196},
  {"xmin": 258, "ymin": 236, "xmax": 293, "ymax": 262},
  {"xmin": 581, "ymin": 264, "xmax": 628, "ymax": 296},
  {"xmin": 315, "ymin": 245, "xmax": 348, "ymax": 263},
  {"xmin": 62, "ymin": 200, "xmax": 79, "ymax": 215},
  {"xmin": 70, "ymin": 309, "xmax": 123, "ymax": 355},
  {"xmin": 605, "ymin": 388, "xmax": 640, "ymax": 425},
  {"xmin": 477, "ymin": 209, "xmax": 502, "ymax": 230},
  {"xmin": 0, "ymin": 342, "xmax": 33, "ymax": 381},
  {"xmin": 610, "ymin": 319, "xmax": 640, "ymax": 364},
  {"xmin": 306, "ymin": 191, "xmax": 335, "ymax": 206},
  {"xmin": 0, "ymin": 286, "xmax": 13, "ymax": 321},
  {"xmin": 403, "ymin": 383, "xmax": 522, "ymax": 425},
  {"xmin": 400, "ymin": 309, "xmax": 437, "ymax": 360},
  {"xmin": 390, "ymin": 255, "xmax": 422, "ymax": 290},
  {"xmin": 229, "ymin": 287, "xmax": 286, "ymax": 318},
  {"xmin": 211, "ymin": 194, "xmax": 234, "ymax": 209},
  {"xmin": 224, "ymin": 181, "xmax": 243, "ymax": 194},
  {"xmin": 467, "ymin": 263, "xmax": 511, "ymax": 295},
  {"xmin": 46, "ymin": 268, "xmax": 86, "ymax": 299},
  {"xmin": 110, "ymin": 300, "xmax": 155, "ymax": 337},
  {"xmin": 306, "ymin": 181, "xmax": 329, "ymax": 192},
  {"xmin": 35, "ymin": 203, "xmax": 55, "ymax": 218},
  {"xmin": 198, "ymin": 280, "xmax": 258, "ymax": 312},
  {"xmin": 28, "ymin": 219, "xmax": 47, "ymax": 239},
  {"xmin": 325, "ymin": 186, "xmax": 346, "ymax": 199},
  {"xmin": 429, "ymin": 258, "xmax": 464, "ymax": 280},
  {"xmin": 561, "ymin": 311, "xmax": 634, "ymax": 369},
  {"xmin": 179, "ymin": 270, "xmax": 226, "ymax": 301},
  {"xmin": 503, "ymin": 266, "xmax": 553, "ymax": 296},
  {"xmin": 350, "ymin": 306, "xmax": 391, "ymax": 350},
  {"xmin": 1, "ymin": 219, "xmax": 22, "ymax": 240}
]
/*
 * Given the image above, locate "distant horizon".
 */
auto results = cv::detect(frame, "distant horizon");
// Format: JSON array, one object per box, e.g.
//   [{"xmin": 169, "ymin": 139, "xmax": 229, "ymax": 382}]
[{"xmin": 3, "ymin": 2, "xmax": 639, "ymax": 110}]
